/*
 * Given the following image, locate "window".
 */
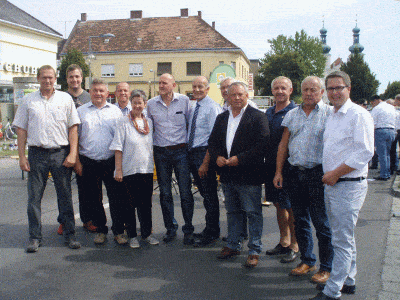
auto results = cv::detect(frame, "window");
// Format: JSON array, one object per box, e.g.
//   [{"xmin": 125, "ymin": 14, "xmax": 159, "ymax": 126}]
[
  {"xmin": 219, "ymin": 61, "xmax": 224, "ymax": 65},
  {"xmin": 157, "ymin": 62, "xmax": 172, "ymax": 76},
  {"xmin": 101, "ymin": 64, "xmax": 115, "ymax": 77},
  {"xmin": 231, "ymin": 62, "xmax": 236, "ymax": 71},
  {"xmin": 186, "ymin": 62, "xmax": 201, "ymax": 76},
  {"xmin": 129, "ymin": 63, "xmax": 143, "ymax": 77}
]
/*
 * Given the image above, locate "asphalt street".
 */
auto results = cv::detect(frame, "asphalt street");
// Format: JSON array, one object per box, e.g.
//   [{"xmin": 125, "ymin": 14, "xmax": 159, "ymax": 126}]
[{"xmin": 0, "ymin": 157, "xmax": 395, "ymax": 300}]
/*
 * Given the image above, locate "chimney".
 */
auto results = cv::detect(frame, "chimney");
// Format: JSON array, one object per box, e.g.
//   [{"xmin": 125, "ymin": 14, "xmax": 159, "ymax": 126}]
[
  {"xmin": 180, "ymin": 8, "xmax": 189, "ymax": 17},
  {"xmin": 81, "ymin": 13, "xmax": 87, "ymax": 22},
  {"xmin": 130, "ymin": 10, "xmax": 142, "ymax": 19},
  {"xmin": 212, "ymin": 21, "xmax": 215, "ymax": 29},
  {"xmin": 198, "ymin": 11, "xmax": 202, "ymax": 18}
]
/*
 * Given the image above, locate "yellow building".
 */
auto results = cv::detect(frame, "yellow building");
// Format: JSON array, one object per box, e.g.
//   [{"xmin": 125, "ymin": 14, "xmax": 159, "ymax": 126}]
[
  {"xmin": 0, "ymin": 0, "xmax": 62, "ymax": 123},
  {"xmin": 60, "ymin": 9, "xmax": 252, "ymax": 103}
]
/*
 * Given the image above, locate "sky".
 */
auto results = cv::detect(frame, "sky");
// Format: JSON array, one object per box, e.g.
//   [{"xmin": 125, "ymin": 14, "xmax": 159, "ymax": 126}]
[{"xmin": 10, "ymin": 0, "xmax": 400, "ymax": 94}]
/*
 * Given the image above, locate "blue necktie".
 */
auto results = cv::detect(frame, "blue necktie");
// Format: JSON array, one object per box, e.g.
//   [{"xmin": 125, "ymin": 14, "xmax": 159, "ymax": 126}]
[{"xmin": 188, "ymin": 103, "xmax": 200, "ymax": 149}]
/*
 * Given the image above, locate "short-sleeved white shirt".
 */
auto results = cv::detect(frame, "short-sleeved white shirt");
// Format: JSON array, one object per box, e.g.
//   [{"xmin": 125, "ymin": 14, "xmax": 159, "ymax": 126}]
[
  {"xmin": 109, "ymin": 116, "xmax": 154, "ymax": 176},
  {"xmin": 13, "ymin": 90, "xmax": 80, "ymax": 148}
]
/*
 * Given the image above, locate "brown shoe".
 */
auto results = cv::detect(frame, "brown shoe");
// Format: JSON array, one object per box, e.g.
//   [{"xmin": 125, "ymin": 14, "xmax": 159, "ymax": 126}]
[
  {"xmin": 290, "ymin": 263, "xmax": 317, "ymax": 276},
  {"xmin": 57, "ymin": 223, "xmax": 64, "ymax": 235},
  {"xmin": 83, "ymin": 221, "xmax": 98, "ymax": 232},
  {"xmin": 311, "ymin": 270, "xmax": 330, "ymax": 284},
  {"xmin": 217, "ymin": 246, "xmax": 240, "ymax": 259},
  {"xmin": 114, "ymin": 234, "xmax": 128, "ymax": 245},
  {"xmin": 244, "ymin": 255, "xmax": 259, "ymax": 268}
]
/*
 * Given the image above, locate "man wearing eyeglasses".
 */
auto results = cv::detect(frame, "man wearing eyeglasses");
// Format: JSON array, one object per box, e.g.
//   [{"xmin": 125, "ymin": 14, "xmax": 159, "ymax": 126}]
[{"xmin": 310, "ymin": 71, "xmax": 374, "ymax": 300}]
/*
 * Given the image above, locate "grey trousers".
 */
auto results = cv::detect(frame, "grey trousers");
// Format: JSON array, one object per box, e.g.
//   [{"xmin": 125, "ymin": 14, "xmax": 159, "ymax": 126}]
[{"xmin": 27, "ymin": 146, "xmax": 75, "ymax": 240}]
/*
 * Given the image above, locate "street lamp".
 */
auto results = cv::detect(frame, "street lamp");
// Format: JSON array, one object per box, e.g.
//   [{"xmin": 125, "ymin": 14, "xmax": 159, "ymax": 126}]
[
  {"xmin": 88, "ymin": 33, "xmax": 115, "ymax": 86},
  {"xmin": 150, "ymin": 69, "xmax": 156, "ymax": 97}
]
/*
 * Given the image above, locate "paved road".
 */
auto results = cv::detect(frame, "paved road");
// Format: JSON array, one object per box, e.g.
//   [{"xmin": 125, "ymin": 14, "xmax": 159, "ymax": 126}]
[{"xmin": 0, "ymin": 158, "xmax": 394, "ymax": 300}]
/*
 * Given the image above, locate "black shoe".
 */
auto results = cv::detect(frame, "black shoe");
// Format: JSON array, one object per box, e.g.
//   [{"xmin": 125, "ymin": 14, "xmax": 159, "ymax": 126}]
[
  {"xmin": 374, "ymin": 176, "xmax": 389, "ymax": 181},
  {"xmin": 65, "ymin": 235, "xmax": 81, "ymax": 249},
  {"xmin": 163, "ymin": 231, "xmax": 177, "ymax": 243},
  {"xmin": 26, "ymin": 239, "xmax": 41, "ymax": 253},
  {"xmin": 280, "ymin": 249, "xmax": 299, "ymax": 263},
  {"xmin": 193, "ymin": 235, "xmax": 218, "ymax": 247},
  {"xmin": 266, "ymin": 243, "xmax": 290, "ymax": 255},
  {"xmin": 341, "ymin": 284, "xmax": 356, "ymax": 294},
  {"xmin": 309, "ymin": 292, "xmax": 340, "ymax": 300},
  {"xmin": 183, "ymin": 233, "xmax": 194, "ymax": 245}
]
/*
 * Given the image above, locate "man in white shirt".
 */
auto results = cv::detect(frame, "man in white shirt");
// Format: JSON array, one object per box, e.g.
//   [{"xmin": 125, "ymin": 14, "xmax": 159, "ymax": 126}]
[
  {"xmin": 13, "ymin": 65, "xmax": 81, "ymax": 252},
  {"xmin": 115, "ymin": 82, "xmax": 132, "ymax": 116},
  {"xmin": 370, "ymin": 95, "xmax": 397, "ymax": 180},
  {"xmin": 310, "ymin": 71, "xmax": 374, "ymax": 300}
]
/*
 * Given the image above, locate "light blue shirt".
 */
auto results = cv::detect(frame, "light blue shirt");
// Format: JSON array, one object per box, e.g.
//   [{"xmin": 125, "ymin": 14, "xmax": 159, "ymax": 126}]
[
  {"xmin": 146, "ymin": 93, "xmax": 191, "ymax": 147},
  {"xmin": 187, "ymin": 96, "xmax": 222, "ymax": 148},
  {"xmin": 77, "ymin": 101, "xmax": 123, "ymax": 160},
  {"xmin": 115, "ymin": 102, "xmax": 132, "ymax": 116},
  {"xmin": 282, "ymin": 101, "xmax": 332, "ymax": 168}
]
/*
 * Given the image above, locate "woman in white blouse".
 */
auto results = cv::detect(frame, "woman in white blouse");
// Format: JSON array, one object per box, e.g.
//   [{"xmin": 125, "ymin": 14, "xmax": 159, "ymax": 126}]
[{"xmin": 110, "ymin": 90, "xmax": 159, "ymax": 248}]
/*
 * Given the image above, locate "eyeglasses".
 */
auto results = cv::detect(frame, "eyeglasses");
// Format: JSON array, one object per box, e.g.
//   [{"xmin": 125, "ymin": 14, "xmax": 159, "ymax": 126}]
[{"xmin": 326, "ymin": 86, "xmax": 348, "ymax": 92}]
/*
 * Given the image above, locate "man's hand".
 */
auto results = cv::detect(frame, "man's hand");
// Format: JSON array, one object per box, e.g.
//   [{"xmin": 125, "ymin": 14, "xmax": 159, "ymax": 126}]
[
  {"xmin": 226, "ymin": 156, "xmax": 239, "ymax": 167},
  {"xmin": 63, "ymin": 153, "xmax": 76, "ymax": 168},
  {"xmin": 273, "ymin": 172, "xmax": 283, "ymax": 189},
  {"xmin": 74, "ymin": 161, "xmax": 83, "ymax": 176},
  {"xmin": 19, "ymin": 156, "xmax": 30, "ymax": 172},
  {"xmin": 322, "ymin": 171, "xmax": 340, "ymax": 186},
  {"xmin": 114, "ymin": 170, "xmax": 123, "ymax": 182},
  {"xmin": 198, "ymin": 163, "xmax": 209, "ymax": 178},
  {"xmin": 216, "ymin": 156, "xmax": 228, "ymax": 167}
]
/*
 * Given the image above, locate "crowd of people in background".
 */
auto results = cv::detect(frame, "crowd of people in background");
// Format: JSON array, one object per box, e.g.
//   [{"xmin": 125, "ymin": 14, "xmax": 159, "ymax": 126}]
[{"xmin": 17, "ymin": 63, "xmax": 398, "ymax": 300}]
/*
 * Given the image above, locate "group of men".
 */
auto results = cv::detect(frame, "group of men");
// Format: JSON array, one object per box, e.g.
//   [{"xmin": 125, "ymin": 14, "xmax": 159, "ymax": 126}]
[{"xmin": 14, "ymin": 63, "xmax": 373, "ymax": 300}]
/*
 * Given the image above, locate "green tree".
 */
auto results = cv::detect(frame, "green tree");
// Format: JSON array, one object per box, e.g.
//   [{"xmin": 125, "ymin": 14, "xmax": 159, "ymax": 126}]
[
  {"xmin": 58, "ymin": 49, "xmax": 90, "ymax": 91},
  {"xmin": 255, "ymin": 30, "xmax": 326, "ymax": 98},
  {"xmin": 382, "ymin": 81, "xmax": 400, "ymax": 99},
  {"xmin": 340, "ymin": 52, "xmax": 379, "ymax": 102}
]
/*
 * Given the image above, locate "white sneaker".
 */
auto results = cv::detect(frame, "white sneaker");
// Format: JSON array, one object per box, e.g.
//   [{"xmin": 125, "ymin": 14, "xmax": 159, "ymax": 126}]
[
  {"xmin": 143, "ymin": 234, "xmax": 159, "ymax": 245},
  {"xmin": 129, "ymin": 237, "xmax": 140, "ymax": 248}
]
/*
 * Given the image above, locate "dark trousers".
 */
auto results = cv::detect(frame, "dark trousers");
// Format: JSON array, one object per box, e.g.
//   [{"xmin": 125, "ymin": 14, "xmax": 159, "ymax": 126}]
[
  {"xmin": 79, "ymin": 155, "xmax": 123, "ymax": 235},
  {"xmin": 123, "ymin": 173, "xmax": 154, "ymax": 239},
  {"xmin": 27, "ymin": 146, "xmax": 75, "ymax": 240},
  {"xmin": 287, "ymin": 164, "xmax": 334, "ymax": 271},
  {"xmin": 188, "ymin": 147, "xmax": 220, "ymax": 237},
  {"xmin": 390, "ymin": 131, "xmax": 400, "ymax": 173}
]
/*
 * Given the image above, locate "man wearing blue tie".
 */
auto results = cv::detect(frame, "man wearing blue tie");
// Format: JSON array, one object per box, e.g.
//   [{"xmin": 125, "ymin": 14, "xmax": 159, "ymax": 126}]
[{"xmin": 187, "ymin": 76, "xmax": 222, "ymax": 246}]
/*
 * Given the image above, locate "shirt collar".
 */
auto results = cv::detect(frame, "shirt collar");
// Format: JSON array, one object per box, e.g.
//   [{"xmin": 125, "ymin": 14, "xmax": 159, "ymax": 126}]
[
  {"xmin": 228, "ymin": 103, "xmax": 249, "ymax": 117},
  {"xmin": 39, "ymin": 89, "xmax": 55, "ymax": 100},
  {"xmin": 336, "ymin": 98, "xmax": 352, "ymax": 114}
]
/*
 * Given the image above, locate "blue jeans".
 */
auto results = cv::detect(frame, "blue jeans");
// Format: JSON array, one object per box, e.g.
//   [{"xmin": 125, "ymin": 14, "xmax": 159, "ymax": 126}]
[
  {"xmin": 222, "ymin": 183, "xmax": 263, "ymax": 255},
  {"xmin": 154, "ymin": 146, "xmax": 194, "ymax": 234},
  {"xmin": 188, "ymin": 147, "xmax": 220, "ymax": 237},
  {"xmin": 323, "ymin": 180, "xmax": 367, "ymax": 299},
  {"xmin": 287, "ymin": 165, "xmax": 333, "ymax": 271},
  {"xmin": 27, "ymin": 146, "xmax": 75, "ymax": 240},
  {"xmin": 375, "ymin": 128, "xmax": 396, "ymax": 178}
]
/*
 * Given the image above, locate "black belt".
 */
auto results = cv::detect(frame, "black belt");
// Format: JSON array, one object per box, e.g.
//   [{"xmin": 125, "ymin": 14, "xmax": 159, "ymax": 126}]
[
  {"xmin": 291, "ymin": 164, "xmax": 322, "ymax": 172},
  {"xmin": 188, "ymin": 146, "xmax": 208, "ymax": 153},
  {"xmin": 337, "ymin": 177, "xmax": 365, "ymax": 183},
  {"xmin": 376, "ymin": 127, "xmax": 395, "ymax": 130},
  {"xmin": 155, "ymin": 143, "xmax": 187, "ymax": 151},
  {"xmin": 30, "ymin": 145, "xmax": 69, "ymax": 153}
]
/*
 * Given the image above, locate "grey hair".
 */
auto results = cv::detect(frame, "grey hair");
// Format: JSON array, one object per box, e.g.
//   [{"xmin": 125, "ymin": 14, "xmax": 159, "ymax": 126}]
[
  {"xmin": 220, "ymin": 77, "xmax": 235, "ymax": 86},
  {"xmin": 271, "ymin": 76, "xmax": 293, "ymax": 89},
  {"xmin": 130, "ymin": 89, "xmax": 147, "ymax": 102},
  {"xmin": 228, "ymin": 81, "xmax": 248, "ymax": 94},
  {"xmin": 90, "ymin": 78, "xmax": 108, "ymax": 89},
  {"xmin": 395, "ymin": 94, "xmax": 400, "ymax": 100},
  {"xmin": 301, "ymin": 76, "xmax": 324, "ymax": 90},
  {"xmin": 325, "ymin": 71, "xmax": 351, "ymax": 88}
]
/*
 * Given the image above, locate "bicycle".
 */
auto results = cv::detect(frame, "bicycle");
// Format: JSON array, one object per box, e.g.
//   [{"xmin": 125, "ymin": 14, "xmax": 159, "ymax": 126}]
[{"xmin": 3, "ymin": 118, "xmax": 18, "ymax": 141}]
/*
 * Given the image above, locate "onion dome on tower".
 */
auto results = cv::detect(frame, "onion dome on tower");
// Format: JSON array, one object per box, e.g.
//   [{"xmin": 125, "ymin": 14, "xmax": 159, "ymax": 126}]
[
  {"xmin": 349, "ymin": 21, "xmax": 364, "ymax": 54},
  {"xmin": 320, "ymin": 21, "xmax": 331, "ymax": 54}
]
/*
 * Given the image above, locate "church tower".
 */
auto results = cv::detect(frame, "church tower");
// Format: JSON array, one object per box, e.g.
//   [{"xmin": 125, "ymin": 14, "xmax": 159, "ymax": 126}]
[{"xmin": 349, "ymin": 19, "xmax": 364, "ymax": 54}]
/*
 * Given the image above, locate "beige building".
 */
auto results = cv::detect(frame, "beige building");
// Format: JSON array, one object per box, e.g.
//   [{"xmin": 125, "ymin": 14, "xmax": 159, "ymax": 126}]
[
  {"xmin": 60, "ymin": 9, "xmax": 251, "ymax": 102},
  {"xmin": 0, "ymin": 0, "xmax": 62, "ymax": 122}
]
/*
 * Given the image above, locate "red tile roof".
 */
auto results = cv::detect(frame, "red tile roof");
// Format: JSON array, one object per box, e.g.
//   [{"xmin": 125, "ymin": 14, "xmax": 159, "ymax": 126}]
[{"xmin": 61, "ymin": 16, "xmax": 240, "ymax": 55}]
